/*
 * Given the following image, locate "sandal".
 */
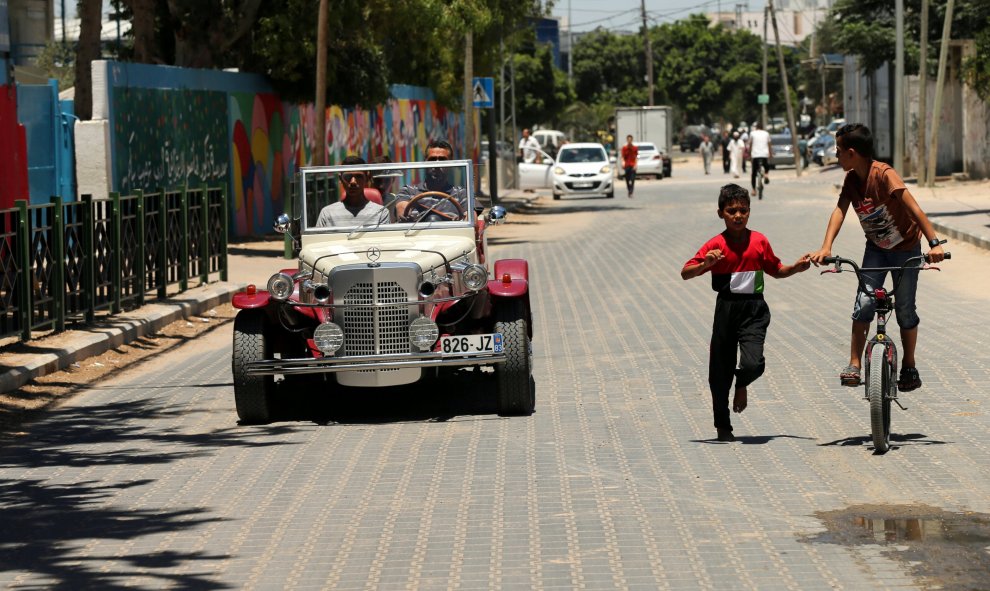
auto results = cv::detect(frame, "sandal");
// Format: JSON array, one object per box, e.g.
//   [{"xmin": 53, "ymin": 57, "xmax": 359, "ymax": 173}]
[
  {"xmin": 897, "ymin": 366, "xmax": 922, "ymax": 392},
  {"xmin": 839, "ymin": 364, "xmax": 861, "ymax": 387}
]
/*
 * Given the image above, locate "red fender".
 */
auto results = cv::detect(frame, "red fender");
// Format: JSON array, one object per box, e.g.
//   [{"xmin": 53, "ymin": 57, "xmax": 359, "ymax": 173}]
[
  {"xmin": 232, "ymin": 288, "xmax": 271, "ymax": 309},
  {"xmin": 488, "ymin": 259, "xmax": 532, "ymax": 338}
]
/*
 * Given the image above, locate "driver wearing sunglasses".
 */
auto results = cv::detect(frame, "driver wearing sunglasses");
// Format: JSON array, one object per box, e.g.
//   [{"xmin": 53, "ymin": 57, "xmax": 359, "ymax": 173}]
[
  {"xmin": 315, "ymin": 155, "xmax": 390, "ymax": 228},
  {"xmin": 394, "ymin": 138, "xmax": 468, "ymax": 221}
]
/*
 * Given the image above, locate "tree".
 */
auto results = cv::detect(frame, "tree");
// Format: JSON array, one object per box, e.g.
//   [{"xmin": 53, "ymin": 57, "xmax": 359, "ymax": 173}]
[
  {"xmin": 511, "ymin": 39, "xmax": 575, "ymax": 129},
  {"xmin": 571, "ymin": 16, "xmax": 799, "ymax": 126},
  {"xmin": 74, "ymin": 0, "xmax": 104, "ymax": 120}
]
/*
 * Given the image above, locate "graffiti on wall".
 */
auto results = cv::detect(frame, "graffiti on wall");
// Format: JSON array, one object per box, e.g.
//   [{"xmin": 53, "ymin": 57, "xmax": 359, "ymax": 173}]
[
  {"xmin": 228, "ymin": 92, "xmax": 463, "ymax": 236},
  {"xmin": 112, "ymin": 87, "xmax": 229, "ymax": 193}
]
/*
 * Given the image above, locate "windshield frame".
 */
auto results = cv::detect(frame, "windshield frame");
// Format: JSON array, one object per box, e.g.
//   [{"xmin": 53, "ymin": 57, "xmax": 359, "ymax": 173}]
[
  {"xmin": 297, "ymin": 160, "xmax": 475, "ymax": 235},
  {"xmin": 557, "ymin": 146, "xmax": 608, "ymax": 164}
]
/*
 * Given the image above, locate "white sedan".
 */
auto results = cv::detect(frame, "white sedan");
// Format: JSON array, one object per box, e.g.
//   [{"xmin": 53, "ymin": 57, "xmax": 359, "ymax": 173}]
[{"xmin": 549, "ymin": 143, "xmax": 614, "ymax": 199}]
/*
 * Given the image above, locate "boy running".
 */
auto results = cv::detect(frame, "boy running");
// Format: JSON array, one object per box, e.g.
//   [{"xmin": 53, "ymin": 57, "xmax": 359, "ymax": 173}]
[
  {"xmin": 682, "ymin": 184, "xmax": 811, "ymax": 442},
  {"xmin": 807, "ymin": 123, "xmax": 946, "ymax": 391}
]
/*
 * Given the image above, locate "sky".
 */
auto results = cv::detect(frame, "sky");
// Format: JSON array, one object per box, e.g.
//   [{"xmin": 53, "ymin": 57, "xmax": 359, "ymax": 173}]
[{"xmin": 551, "ymin": 1, "xmax": 825, "ymax": 32}]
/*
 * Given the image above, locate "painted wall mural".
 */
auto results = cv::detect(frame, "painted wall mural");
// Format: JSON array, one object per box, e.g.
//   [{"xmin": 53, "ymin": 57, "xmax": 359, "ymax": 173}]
[
  {"xmin": 228, "ymin": 88, "xmax": 464, "ymax": 236},
  {"xmin": 111, "ymin": 87, "xmax": 229, "ymax": 194},
  {"xmin": 105, "ymin": 61, "xmax": 464, "ymax": 237}
]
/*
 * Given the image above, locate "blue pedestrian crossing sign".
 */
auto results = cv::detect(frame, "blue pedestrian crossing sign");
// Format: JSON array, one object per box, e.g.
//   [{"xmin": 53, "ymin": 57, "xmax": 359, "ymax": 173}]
[{"xmin": 472, "ymin": 77, "xmax": 494, "ymax": 109}]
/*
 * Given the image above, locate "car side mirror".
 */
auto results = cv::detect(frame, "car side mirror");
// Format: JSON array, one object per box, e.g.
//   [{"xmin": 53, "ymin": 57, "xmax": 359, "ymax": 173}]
[
  {"xmin": 487, "ymin": 205, "xmax": 507, "ymax": 225},
  {"xmin": 273, "ymin": 213, "xmax": 301, "ymax": 251}
]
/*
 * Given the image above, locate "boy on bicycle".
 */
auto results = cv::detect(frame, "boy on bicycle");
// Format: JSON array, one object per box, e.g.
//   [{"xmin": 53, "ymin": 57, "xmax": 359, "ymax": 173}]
[
  {"xmin": 682, "ymin": 184, "xmax": 811, "ymax": 442},
  {"xmin": 807, "ymin": 123, "xmax": 946, "ymax": 391}
]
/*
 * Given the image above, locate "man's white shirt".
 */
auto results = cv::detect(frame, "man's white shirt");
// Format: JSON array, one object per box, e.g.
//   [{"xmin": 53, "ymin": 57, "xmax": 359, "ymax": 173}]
[
  {"xmin": 749, "ymin": 129, "xmax": 771, "ymax": 159},
  {"xmin": 518, "ymin": 136, "xmax": 540, "ymax": 163}
]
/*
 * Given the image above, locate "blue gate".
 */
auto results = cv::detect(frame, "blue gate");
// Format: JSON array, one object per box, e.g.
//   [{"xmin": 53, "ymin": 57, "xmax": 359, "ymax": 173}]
[{"xmin": 16, "ymin": 80, "xmax": 76, "ymax": 204}]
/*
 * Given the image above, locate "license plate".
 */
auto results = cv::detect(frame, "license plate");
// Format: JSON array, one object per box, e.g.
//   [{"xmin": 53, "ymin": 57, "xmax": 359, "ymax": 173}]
[
  {"xmin": 440, "ymin": 333, "xmax": 503, "ymax": 355},
  {"xmin": 573, "ymin": 182, "xmax": 593, "ymax": 188}
]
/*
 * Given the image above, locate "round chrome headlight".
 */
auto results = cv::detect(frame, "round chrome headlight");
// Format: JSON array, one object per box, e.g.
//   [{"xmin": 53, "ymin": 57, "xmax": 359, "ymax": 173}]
[
  {"xmin": 409, "ymin": 316, "xmax": 439, "ymax": 352},
  {"xmin": 267, "ymin": 272, "xmax": 294, "ymax": 301},
  {"xmin": 461, "ymin": 264, "xmax": 488, "ymax": 291},
  {"xmin": 313, "ymin": 322, "xmax": 344, "ymax": 354}
]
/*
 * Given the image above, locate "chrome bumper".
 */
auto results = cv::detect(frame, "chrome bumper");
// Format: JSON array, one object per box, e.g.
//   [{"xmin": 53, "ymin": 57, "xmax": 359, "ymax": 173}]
[{"xmin": 245, "ymin": 351, "xmax": 506, "ymax": 376}]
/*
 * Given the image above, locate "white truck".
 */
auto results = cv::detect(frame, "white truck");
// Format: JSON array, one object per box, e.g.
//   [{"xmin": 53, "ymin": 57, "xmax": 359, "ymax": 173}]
[{"xmin": 615, "ymin": 106, "xmax": 674, "ymax": 177}]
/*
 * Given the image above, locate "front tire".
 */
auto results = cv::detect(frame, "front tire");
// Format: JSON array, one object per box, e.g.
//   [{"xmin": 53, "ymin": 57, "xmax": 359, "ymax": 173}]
[
  {"xmin": 867, "ymin": 345, "xmax": 891, "ymax": 453},
  {"xmin": 494, "ymin": 300, "xmax": 535, "ymax": 416},
  {"xmin": 606, "ymin": 189, "xmax": 614, "ymax": 199},
  {"xmin": 232, "ymin": 310, "xmax": 275, "ymax": 424}
]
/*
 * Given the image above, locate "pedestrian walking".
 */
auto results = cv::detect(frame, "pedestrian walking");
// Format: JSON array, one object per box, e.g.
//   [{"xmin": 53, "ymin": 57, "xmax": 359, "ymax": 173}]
[
  {"xmin": 620, "ymin": 134, "xmax": 638, "ymax": 197},
  {"xmin": 518, "ymin": 128, "xmax": 540, "ymax": 163},
  {"xmin": 700, "ymin": 135, "xmax": 714, "ymax": 175},
  {"xmin": 740, "ymin": 128, "xmax": 750, "ymax": 173},
  {"xmin": 721, "ymin": 130, "xmax": 731, "ymax": 173},
  {"xmin": 681, "ymin": 183, "xmax": 811, "ymax": 441},
  {"xmin": 728, "ymin": 132, "xmax": 743, "ymax": 178},
  {"xmin": 806, "ymin": 123, "xmax": 946, "ymax": 391}
]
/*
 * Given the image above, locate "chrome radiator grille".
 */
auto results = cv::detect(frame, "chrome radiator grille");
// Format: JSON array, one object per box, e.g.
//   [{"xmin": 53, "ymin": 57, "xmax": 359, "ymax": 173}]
[{"xmin": 341, "ymin": 279, "xmax": 412, "ymax": 356}]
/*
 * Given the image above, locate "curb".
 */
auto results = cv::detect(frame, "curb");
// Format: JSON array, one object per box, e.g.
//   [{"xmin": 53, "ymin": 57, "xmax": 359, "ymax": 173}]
[
  {"xmin": 0, "ymin": 281, "xmax": 245, "ymax": 394},
  {"xmin": 930, "ymin": 219, "xmax": 990, "ymax": 252}
]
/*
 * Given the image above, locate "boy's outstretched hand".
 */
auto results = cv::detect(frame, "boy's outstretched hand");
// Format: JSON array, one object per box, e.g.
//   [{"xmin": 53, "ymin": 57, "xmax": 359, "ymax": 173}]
[{"xmin": 794, "ymin": 254, "xmax": 812, "ymax": 272}]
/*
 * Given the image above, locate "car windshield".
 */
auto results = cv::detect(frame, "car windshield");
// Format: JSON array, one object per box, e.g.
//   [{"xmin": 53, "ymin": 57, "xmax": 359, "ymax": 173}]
[
  {"xmin": 296, "ymin": 160, "xmax": 473, "ymax": 234},
  {"xmin": 558, "ymin": 147, "xmax": 607, "ymax": 163}
]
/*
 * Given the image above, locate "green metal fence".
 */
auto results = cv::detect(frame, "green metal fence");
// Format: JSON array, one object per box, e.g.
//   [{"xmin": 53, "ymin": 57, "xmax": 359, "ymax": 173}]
[{"xmin": 0, "ymin": 186, "xmax": 228, "ymax": 343}]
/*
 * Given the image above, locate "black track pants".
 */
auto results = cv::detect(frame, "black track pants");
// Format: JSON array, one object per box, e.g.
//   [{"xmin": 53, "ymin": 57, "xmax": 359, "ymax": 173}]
[{"xmin": 708, "ymin": 297, "xmax": 771, "ymax": 431}]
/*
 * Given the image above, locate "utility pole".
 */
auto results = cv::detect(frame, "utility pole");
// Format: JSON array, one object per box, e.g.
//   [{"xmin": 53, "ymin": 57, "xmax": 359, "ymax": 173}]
[
  {"xmin": 893, "ymin": 0, "xmax": 904, "ymax": 173},
  {"xmin": 314, "ymin": 0, "xmax": 329, "ymax": 165},
  {"xmin": 568, "ymin": 0, "xmax": 573, "ymax": 81},
  {"xmin": 927, "ymin": 0, "xmax": 954, "ymax": 186},
  {"xmin": 762, "ymin": 6, "xmax": 768, "ymax": 129},
  {"xmin": 464, "ymin": 32, "xmax": 475, "ymax": 186},
  {"xmin": 641, "ymin": 0, "xmax": 654, "ymax": 106},
  {"xmin": 917, "ymin": 0, "xmax": 929, "ymax": 186},
  {"xmin": 768, "ymin": 0, "xmax": 802, "ymax": 174},
  {"xmin": 61, "ymin": 0, "xmax": 66, "ymax": 44}
]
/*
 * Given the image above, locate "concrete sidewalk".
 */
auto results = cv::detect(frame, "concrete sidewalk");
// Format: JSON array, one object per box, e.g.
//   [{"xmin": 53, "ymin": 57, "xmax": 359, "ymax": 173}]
[
  {"xmin": 913, "ymin": 178, "xmax": 990, "ymax": 251},
  {"xmin": 0, "ymin": 189, "xmax": 540, "ymax": 393}
]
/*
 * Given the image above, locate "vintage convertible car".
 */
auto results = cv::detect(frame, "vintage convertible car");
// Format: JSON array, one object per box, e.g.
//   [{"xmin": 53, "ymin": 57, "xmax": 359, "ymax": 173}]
[{"xmin": 230, "ymin": 160, "xmax": 534, "ymax": 423}]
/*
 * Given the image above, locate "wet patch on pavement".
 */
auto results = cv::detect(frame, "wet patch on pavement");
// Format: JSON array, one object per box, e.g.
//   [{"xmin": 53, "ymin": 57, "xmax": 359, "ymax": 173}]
[{"xmin": 802, "ymin": 504, "xmax": 990, "ymax": 591}]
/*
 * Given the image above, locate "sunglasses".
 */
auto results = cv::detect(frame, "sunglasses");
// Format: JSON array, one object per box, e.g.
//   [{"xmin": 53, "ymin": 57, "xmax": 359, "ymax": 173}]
[
  {"xmin": 724, "ymin": 207, "xmax": 750, "ymax": 215},
  {"xmin": 426, "ymin": 156, "xmax": 448, "ymax": 162},
  {"xmin": 339, "ymin": 172, "xmax": 366, "ymax": 183}
]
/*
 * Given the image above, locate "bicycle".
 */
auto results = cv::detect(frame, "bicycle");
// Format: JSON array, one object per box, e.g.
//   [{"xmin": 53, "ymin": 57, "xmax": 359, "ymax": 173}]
[
  {"xmin": 755, "ymin": 166, "xmax": 765, "ymax": 200},
  {"xmin": 820, "ymin": 244, "xmax": 950, "ymax": 453}
]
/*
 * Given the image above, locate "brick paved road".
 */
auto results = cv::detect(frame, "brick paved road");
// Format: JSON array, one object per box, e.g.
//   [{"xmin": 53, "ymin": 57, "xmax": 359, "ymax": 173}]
[{"xmin": 2, "ymin": 168, "xmax": 989, "ymax": 589}]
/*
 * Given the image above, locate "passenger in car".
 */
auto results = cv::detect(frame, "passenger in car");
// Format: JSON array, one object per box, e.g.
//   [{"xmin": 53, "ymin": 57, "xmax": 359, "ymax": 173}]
[
  {"xmin": 315, "ymin": 155, "xmax": 390, "ymax": 228},
  {"xmin": 394, "ymin": 139, "xmax": 468, "ymax": 222}
]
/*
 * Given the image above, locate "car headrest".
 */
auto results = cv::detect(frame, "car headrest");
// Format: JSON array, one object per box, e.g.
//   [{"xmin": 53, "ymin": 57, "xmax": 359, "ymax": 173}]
[{"xmin": 364, "ymin": 187, "xmax": 383, "ymax": 205}]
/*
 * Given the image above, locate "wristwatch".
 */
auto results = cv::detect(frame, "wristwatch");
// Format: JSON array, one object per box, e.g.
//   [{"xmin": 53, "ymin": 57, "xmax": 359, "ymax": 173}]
[{"xmin": 928, "ymin": 237, "xmax": 943, "ymax": 248}]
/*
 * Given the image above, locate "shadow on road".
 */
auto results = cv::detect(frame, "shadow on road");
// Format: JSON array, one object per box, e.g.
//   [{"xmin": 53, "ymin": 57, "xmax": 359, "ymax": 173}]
[
  {"xmin": 272, "ymin": 367, "xmax": 509, "ymax": 425},
  {"xmin": 818, "ymin": 432, "xmax": 949, "ymax": 450},
  {"xmin": 691, "ymin": 434, "xmax": 816, "ymax": 445},
  {"xmin": 0, "ymin": 397, "xmax": 297, "ymax": 588}
]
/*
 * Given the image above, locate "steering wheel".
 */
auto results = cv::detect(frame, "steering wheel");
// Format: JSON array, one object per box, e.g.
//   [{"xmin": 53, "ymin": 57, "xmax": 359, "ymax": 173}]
[{"xmin": 402, "ymin": 191, "xmax": 465, "ymax": 222}]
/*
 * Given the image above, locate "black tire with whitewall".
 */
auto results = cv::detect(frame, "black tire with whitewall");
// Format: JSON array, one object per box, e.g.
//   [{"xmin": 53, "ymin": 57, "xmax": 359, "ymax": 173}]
[
  {"xmin": 494, "ymin": 299, "xmax": 535, "ymax": 416},
  {"xmin": 232, "ymin": 309, "xmax": 275, "ymax": 424}
]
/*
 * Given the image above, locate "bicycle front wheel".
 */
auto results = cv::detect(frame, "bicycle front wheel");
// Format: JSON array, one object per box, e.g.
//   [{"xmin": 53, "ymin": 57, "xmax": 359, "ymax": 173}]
[
  {"xmin": 757, "ymin": 173, "xmax": 764, "ymax": 200},
  {"xmin": 867, "ymin": 345, "xmax": 892, "ymax": 453}
]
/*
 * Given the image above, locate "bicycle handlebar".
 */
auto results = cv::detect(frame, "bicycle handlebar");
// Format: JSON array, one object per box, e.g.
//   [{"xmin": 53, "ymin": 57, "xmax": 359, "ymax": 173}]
[{"xmin": 820, "ymin": 241, "xmax": 950, "ymax": 298}]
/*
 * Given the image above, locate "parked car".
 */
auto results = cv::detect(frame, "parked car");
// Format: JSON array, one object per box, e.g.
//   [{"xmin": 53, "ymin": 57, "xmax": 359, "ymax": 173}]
[
  {"xmin": 809, "ymin": 133, "xmax": 837, "ymax": 166},
  {"xmin": 480, "ymin": 140, "xmax": 514, "ymax": 163},
  {"xmin": 230, "ymin": 160, "xmax": 536, "ymax": 423},
  {"xmin": 618, "ymin": 141, "xmax": 669, "ymax": 179},
  {"xmin": 768, "ymin": 134, "xmax": 798, "ymax": 168},
  {"xmin": 532, "ymin": 129, "xmax": 567, "ymax": 158},
  {"xmin": 678, "ymin": 125, "xmax": 706, "ymax": 152},
  {"xmin": 826, "ymin": 118, "xmax": 846, "ymax": 135}
]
